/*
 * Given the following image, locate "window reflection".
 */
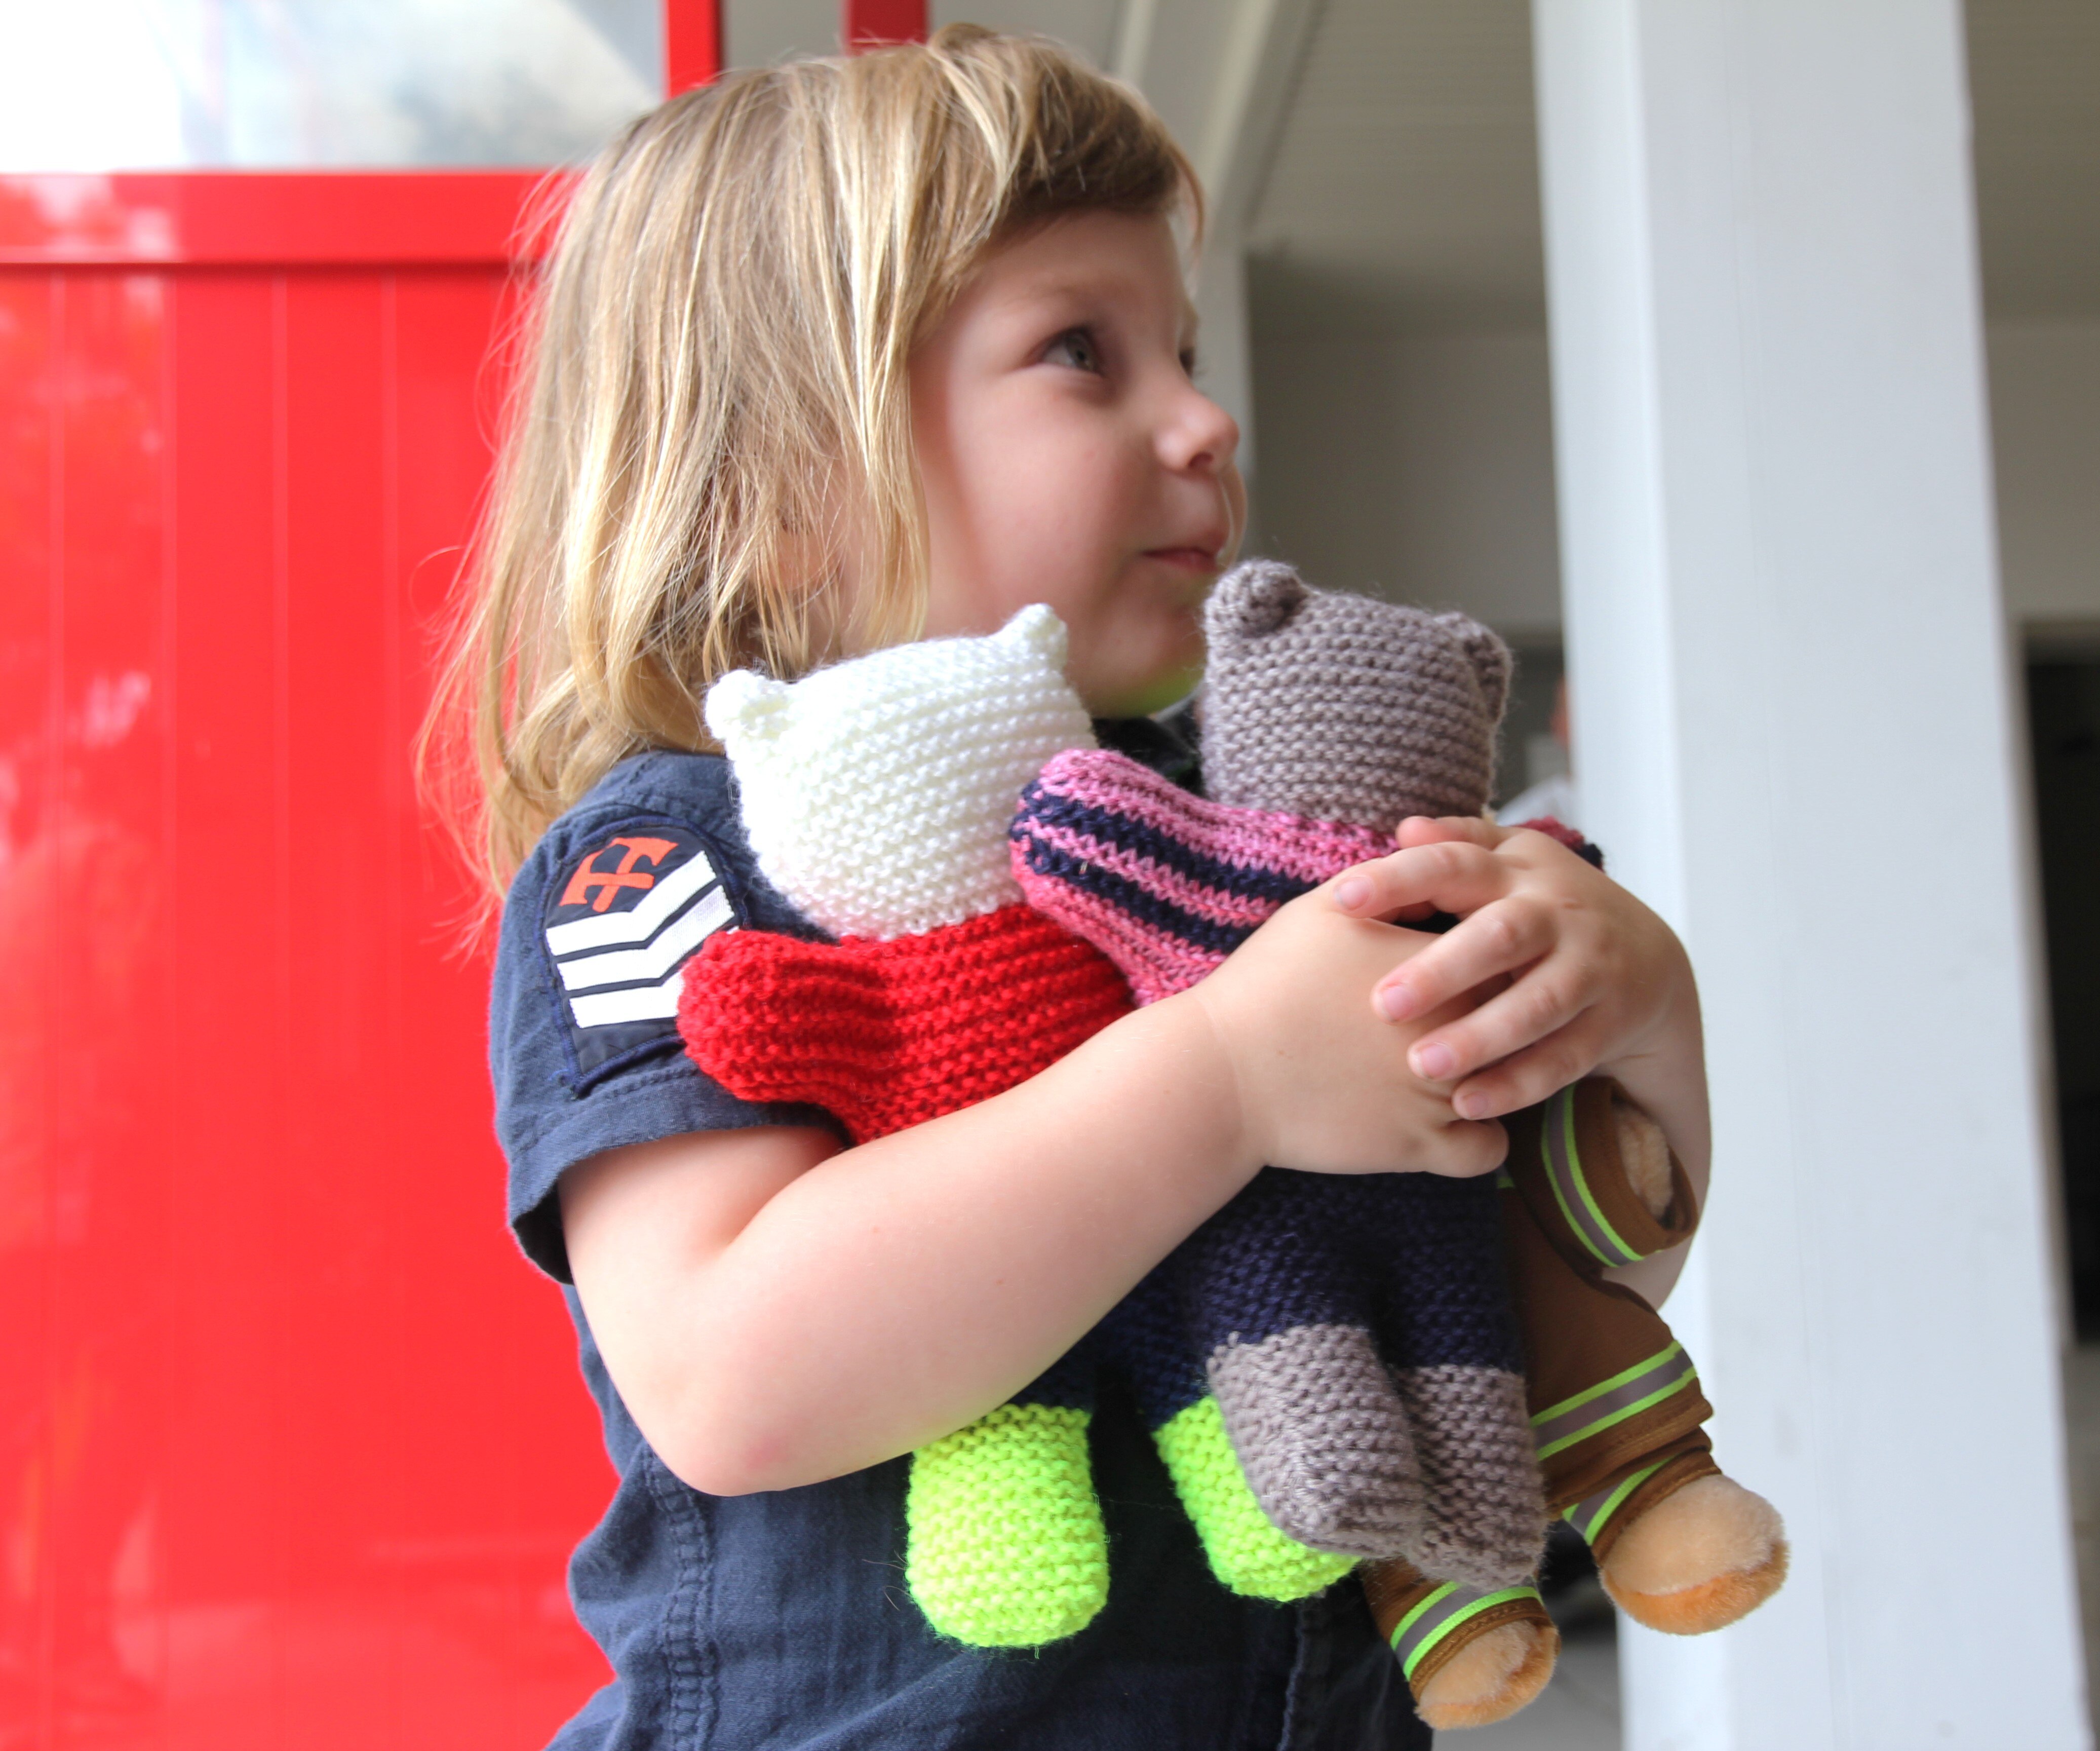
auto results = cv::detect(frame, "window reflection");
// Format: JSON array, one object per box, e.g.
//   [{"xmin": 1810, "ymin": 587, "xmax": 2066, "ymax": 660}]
[{"xmin": 1, "ymin": 0, "xmax": 660, "ymax": 171}]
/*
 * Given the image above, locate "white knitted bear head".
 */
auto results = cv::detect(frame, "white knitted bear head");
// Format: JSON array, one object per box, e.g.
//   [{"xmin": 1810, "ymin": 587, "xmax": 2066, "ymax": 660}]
[{"xmin": 705, "ymin": 604, "xmax": 1095, "ymax": 940}]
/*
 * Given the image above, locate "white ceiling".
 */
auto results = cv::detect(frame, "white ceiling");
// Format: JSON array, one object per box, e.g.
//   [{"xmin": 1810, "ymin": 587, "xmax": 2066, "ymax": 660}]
[
  {"xmin": 1249, "ymin": 0, "xmax": 2100, "ymax": 333},
  {"xmin": 723, "ymin": 1, "xmax": 2098, "ymax": 332},
  {"xmin": 1247, "ymin": 0, "xmax": 1542, "ymax": 335}
]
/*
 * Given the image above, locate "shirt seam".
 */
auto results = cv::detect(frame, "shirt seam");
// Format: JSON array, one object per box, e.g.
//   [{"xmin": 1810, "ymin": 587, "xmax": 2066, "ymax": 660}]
[{"xmin": 645, "ymin": 1451, "xmax": 718, "ymax": 1747}]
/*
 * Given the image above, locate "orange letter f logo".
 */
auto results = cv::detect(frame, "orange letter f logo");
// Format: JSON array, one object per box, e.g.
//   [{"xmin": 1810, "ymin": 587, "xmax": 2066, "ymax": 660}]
[{"xmin": 561, "ymin": 836, "xmax": 678, "ymax": 912}]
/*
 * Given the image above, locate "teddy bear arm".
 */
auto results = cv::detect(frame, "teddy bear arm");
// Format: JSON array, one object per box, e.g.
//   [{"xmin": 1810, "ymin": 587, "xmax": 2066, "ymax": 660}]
[
  {"xmin": 1611, "ymin": 1089, "xmax": 1705, "ymax": 1243},
  {"xmin": 1010, "ymin": 748, "xmax": 1390, "ymax": 1006},
  {"xmin": 676, "ymin": 929, "xmax": 906, "ymax": 1141},
  {"xmin": 677, "ymin": 908, "xmax": 1132, "ymax": 1144},
  {"xmin": 1504, "ymin": 1079, "xmax": 1699, "ymax": 1275}
]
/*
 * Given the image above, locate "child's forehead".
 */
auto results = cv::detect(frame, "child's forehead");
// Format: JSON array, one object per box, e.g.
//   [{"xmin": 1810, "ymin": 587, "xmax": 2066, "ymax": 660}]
[{"xmin": 968, "ymin": 211, "xmax": 1197, "ymax": 327}]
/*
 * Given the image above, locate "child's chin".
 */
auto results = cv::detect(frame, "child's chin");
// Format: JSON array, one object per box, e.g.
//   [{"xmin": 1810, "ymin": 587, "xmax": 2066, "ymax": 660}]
[{"xmin": 1087, "ymin": 659, "xmax": 1204, "ymax": 720}]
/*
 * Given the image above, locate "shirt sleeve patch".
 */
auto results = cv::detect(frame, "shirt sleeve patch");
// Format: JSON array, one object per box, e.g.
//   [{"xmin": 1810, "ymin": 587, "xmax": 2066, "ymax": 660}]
[{"xmin": 542, "ymin": 819, "xmax": 742, "ymax": 1080}]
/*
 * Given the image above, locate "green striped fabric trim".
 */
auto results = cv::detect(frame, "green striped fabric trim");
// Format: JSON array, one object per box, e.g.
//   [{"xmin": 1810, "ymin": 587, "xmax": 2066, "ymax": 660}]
[
  {"xmin": 1530, "ymin": 1342, "xmax": 1698, "ymax": 1461},
  {"xmin": 1541, "ymin": 1086, "xmax": 1645, "ymax": 1268},
  {"xmin": 1389, "ymin": 1582, "xmax": 1542, "ymax": 1680},
  {"xmin": 1565, "ymin": 1458, "xmax": 1668, "ymax": 1545}
]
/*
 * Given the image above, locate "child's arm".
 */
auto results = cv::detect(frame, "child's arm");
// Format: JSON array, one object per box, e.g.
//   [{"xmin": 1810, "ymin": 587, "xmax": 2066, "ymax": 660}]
[
  {"xmin": 1330, "ymin": 815, "xmax": 1711, "ymax": 1309},
  {"xmin": 562, "ymin": 878, "xmax": 1500, "ymax": 1498}
]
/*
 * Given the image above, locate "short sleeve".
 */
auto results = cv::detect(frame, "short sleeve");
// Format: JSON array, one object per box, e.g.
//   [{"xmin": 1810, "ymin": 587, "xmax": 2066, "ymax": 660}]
[{"xmin": 489, "ymin": 755, "xmax": 840, "ymax": 1282}]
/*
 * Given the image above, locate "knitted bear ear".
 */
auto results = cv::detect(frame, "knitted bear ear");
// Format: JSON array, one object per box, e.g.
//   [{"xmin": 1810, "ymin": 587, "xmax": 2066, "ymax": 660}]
[
  {"xmin": 1209, "ymin": 559, "xmax": 1308, "ymax": 642},
  {"xmin": 704, "ymin": 669, "xmax": 794, "ymax": 749},
  {"xmin": 1433, "ymin": 611, "xmax": 1513, "ymax": 726},
  {"xmin": 995, "ymin": 603, "xmax": 1069, "ymax": 669}
]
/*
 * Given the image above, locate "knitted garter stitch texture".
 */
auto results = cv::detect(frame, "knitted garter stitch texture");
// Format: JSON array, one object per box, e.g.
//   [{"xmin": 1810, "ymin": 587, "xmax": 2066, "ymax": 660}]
[
  {"xmin": 1013, "ymin": 748, "xmax": 1545, "ymax": 1586},
  {"xmin": 1010, "ymin": 562, "xmax": 1547, "ymax": 1590},
  {"xmin": 705, "ymin": 602, "xmax": 1094, "ymax": 940},
  {"xmin": 681, "ymin": 904, "xmax": 1130, "ymax": 1142},
  {"xmin": 1200, "ymin": 559, "xmax": 1511, "ymax": 831},
  {"xmin": 682, "ymin": 606, "xmax": 1347, "ymax": 1648},
  {"xmin": 1010, "ymin": 751, "xmax": 1390, "ymax": 1006}
]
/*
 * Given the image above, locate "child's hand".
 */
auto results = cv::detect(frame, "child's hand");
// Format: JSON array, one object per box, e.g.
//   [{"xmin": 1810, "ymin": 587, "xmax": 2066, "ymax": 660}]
[
  {"xmin": 1330, "ymin": 816, "xmax": 1702, "ymax": 1126},
  {"xmin": 1179, "ymin": 878, "xmax": 1509, "ymax": 1180}
]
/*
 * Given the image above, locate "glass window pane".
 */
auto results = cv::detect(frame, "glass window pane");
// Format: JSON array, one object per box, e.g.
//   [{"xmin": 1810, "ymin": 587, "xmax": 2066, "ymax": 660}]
[
  {"xmin": 927, "ymin": 2, "xmax": 1118, "ymax": 69},
  {"xmin": 723, "ymin": 0, "xmax": 837, "ymax": 69},
  {"xmin": 2, "ymin": 0, "xmax": 662, "ymax": 171}
]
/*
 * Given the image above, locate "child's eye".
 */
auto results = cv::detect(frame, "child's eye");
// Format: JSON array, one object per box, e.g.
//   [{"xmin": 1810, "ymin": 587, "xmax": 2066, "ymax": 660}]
[{"xmin": 1042, "ymin": 327, "xmax": 1103, "ymax": 373}]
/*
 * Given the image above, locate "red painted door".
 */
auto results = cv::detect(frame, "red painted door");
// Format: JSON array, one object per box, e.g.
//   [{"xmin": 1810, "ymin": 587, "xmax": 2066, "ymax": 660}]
[
  {"xmin": 0, "ymin": 172, "xmax": 615, "ymax": 1750},
  {"xmin": 0, "ymin": 7, "xmax": 955, "ymax": 1742}
]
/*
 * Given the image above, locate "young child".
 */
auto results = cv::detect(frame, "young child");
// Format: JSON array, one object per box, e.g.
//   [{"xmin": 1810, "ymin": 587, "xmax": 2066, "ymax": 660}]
[{"xmin": 436, "ymin": 27, "xmax": 1710, "ymax": 1749}]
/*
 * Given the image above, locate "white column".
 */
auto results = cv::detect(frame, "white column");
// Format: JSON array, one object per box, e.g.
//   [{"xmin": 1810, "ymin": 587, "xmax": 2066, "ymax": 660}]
[{"xmin": 1531, "ymin": 4, "xmax": 2087, "ymax": 1748}]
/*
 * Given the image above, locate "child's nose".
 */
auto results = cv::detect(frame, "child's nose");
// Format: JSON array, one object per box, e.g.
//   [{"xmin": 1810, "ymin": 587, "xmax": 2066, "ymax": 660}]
[{"xmin": 1162, "ymin": 387, "xmax": 1241, "ymax": 477}]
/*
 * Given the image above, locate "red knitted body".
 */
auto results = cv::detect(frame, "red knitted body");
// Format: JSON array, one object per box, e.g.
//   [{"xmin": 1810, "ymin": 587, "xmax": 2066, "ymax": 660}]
[{"xmin": 678, "ymin": 903, "xmax": 1134, "ymax": 1143}]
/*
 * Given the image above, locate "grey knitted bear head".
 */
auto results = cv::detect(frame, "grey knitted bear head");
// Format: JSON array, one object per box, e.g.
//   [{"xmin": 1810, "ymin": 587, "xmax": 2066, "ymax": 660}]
[{"xmin": 1200, "ymin": 560, "xmax": 1512, "ymax": 831}]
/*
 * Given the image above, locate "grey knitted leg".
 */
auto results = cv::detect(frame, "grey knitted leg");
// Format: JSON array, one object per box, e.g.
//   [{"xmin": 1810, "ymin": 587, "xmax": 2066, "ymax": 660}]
[
  {"xmin": 1395, "ymin": 1364, "xmax": 1548, "ymax": 1590},
  {"xmin": 1207, "ymin": 1323, "xmax": 1426, "ymax": 1558}
]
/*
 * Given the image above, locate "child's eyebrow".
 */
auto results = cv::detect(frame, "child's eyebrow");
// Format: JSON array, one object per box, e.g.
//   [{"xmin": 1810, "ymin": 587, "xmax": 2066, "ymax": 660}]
[{"xmin": 995, "ymin": 273, "xmax": 1202, "ymax": 348}]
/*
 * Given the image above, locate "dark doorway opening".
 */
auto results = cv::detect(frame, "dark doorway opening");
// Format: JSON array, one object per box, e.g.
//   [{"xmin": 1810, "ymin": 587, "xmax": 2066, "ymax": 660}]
[{"xmin": 2030, "ymin": 653, "xmax": 2100, "ymax": 1337}]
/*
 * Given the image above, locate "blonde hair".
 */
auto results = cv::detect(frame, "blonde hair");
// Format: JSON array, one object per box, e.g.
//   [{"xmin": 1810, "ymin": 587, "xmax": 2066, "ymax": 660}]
[{"xmin": 427, "ymin": 25, "xmax": 1198, "ymax": 895}]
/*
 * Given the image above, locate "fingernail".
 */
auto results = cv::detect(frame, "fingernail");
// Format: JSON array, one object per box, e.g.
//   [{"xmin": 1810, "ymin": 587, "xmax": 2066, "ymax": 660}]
[
  {"xmin": 1334, "ymin": 876, "xmax": 1369, "ymax": 910},
  {"xmin": 1454, "ymin": 1088, "xmax": 1488, "ymax": 1120},
  {"xmin": 1412, "ymin": 1042, "xmax": 1454, "ymax": 1079},
  {"xmin": 1375, "ymin": 983, "xmax": 1416, "ymax": 1021}
]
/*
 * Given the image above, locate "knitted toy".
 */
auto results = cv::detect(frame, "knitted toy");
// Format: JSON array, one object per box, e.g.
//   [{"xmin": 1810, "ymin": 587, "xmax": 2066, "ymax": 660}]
[
  {"xmin": 678, "ymin": 606, "xmax": 1351, "ymax": 1651},
  {"xmin": 1012, "ymin": 561, "xmax": 1786, "ymax": 1726}
]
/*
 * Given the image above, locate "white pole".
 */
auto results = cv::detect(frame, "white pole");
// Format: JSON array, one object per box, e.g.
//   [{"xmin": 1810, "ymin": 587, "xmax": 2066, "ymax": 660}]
[{"xmin": 1530, "ymin": 3, "xmax": 2087, "ymax": 1747}]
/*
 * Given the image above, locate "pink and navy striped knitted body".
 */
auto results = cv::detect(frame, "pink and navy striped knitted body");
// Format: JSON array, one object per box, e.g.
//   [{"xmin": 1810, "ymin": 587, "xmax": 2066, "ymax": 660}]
[
  {"xmin": 1013, "ymin": 746, "xmax": 1547, "ymax": 1589},
  {"xmin": 1010, "ymin": 748, "xmax": 1391, "ymax": 998}
]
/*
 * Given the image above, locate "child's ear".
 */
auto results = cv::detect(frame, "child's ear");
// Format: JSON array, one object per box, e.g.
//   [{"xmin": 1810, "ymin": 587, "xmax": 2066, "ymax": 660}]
[
  {"xmin": 996, "ymin": 603, "xmax": 1069, "ymax": 669},
  {"xmin": 705, "ymin": 670, "xmax": 794, "ymax": 749},
  {"xmin": 1433, "ymin": 612, "xmax": 1513, "ymax": 725},
  {"xmin": 1209, "ymin": 559, "xmax": 1308, "ymax": 641}
]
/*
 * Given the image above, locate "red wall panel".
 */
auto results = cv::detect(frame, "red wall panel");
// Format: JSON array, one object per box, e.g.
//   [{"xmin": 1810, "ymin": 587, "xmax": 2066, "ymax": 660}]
[
  {"xmin": 845, "ymin": 0, "xmax": 929, "ymax": 50},
  {"xmin": 1, "ymin": 241, "xmax": 612, "ymax": 1745}
]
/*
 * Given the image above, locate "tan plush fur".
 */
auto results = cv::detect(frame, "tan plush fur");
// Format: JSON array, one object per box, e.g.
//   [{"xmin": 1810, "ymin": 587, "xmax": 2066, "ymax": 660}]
[
  {"xmin": 1599, "ymin": 1475, "xmax": 1790, "ymax": 1634},
  {"xmin": 1415, "ymin": 1619, "xmax": 1560, "ymax": 1730},
  {"xmin": 1613, "ymin": 1091, "xmax": 1677, "ymax": 1221}
]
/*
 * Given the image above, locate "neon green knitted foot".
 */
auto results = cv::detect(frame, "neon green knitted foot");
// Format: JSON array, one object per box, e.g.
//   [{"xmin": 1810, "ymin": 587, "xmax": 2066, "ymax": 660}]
[
  {"xmin": 906, "ymin": 1402, "xmax": 1109, "ymax": 1646},
  {"xmin": 1154, "ymin": 1396, "xmax": 1356, "ymax": 1600}
]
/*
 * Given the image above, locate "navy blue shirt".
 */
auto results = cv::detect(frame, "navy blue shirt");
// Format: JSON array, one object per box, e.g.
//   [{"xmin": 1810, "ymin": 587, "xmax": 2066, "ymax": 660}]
[{"xmin": 493, "ymin": 747, "xmax": 1430, "ymax": 1750}]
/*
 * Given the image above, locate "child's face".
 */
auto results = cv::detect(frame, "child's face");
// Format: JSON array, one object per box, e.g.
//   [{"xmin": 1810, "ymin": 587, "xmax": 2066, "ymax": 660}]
[{"xmin": 908, "ymin": 209, "xmax": 1244, "ymax": 717}]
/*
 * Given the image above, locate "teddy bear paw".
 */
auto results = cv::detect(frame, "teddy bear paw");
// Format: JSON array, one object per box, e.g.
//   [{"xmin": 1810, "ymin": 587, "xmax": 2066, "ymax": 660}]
[{"xmin": 1598, "ymin": 1474, "xmax": 1788, "ymax": 1634}]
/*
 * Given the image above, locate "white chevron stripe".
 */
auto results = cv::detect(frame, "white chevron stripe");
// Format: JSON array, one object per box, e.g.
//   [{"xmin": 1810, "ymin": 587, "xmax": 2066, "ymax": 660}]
[
  {"xmin": 570, "ymin": 972, "xmax": 688, "ymax": 1029},
  {"xmin": 547, "ymin": 847, "xmax": 719, "ymax": 956},
  {"xmin": 557, "ymin": 885, "xmax": 733, "ymax": 992}
]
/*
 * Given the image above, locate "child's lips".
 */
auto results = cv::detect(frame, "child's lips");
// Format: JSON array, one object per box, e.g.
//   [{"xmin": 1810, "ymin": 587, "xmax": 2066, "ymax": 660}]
[{"xmin": 1143, "ymin": 545, "xmax": 1221, "ymax": 573}]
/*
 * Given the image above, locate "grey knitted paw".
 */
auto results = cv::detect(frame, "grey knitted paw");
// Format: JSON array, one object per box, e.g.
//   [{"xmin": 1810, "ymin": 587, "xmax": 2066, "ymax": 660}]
[
  {"xmin": 1397, "ymin": 1364, "xmax": 1549, "ymax": 1591},
  {"xmin": 1208, "ymin": 1324, "xmax": 1426, "ymax": 1558}
]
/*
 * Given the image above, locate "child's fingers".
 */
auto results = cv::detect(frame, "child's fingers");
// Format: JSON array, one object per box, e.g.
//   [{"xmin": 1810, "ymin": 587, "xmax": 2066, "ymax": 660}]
[
  {"xmin": 1369, "ymin": 897, "xmax": 1551, "ymax": 1022},
  {"xmin": 1445, "ymin": 1030, "xmax": 1604, "ymax": 1122},
  {"xmin": 1329, "ymin": 840, "xmax": 1507, "ymax": 922},
  {"xmin": 1402, "ymin": 956, "xmax": 1598, "ymax": 1092},
  {"xmin": 1393, "ymin": 814, "xmax": 1509, "ymax": 851},
  {"xmin": 1409, "ymin": 1116, "xmax": 1512, "ymax": 1179}
]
